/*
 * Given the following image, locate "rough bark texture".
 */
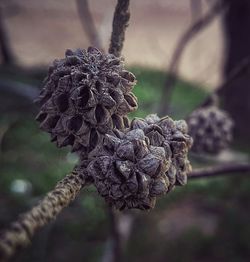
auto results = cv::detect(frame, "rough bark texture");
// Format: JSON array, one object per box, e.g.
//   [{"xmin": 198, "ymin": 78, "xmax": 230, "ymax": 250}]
[
  {"xmin": 0, "ymin": 171, "xmax": 86, "ymax": 261},
  {"xmin": 221, "ymin": 0, "xmax": 250, "ymax": 140},
  {"xmin": 109, "ymin": 0, "xmax": 130, "ymax": 57}
]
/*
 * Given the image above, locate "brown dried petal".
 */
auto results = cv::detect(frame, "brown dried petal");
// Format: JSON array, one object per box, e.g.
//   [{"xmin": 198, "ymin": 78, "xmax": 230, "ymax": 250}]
[
  {"xmin": 103, "ymin": 134, "xmax": 121, "ymax": 154},
  {"xmin": 131, "ymin": 118, "xmax": 148, "ymax": 130},
  {"xmin": 110, "ymin": 184, "xmax": 123, "ymax": 200},
  {"xmin": 115, "ymin": 160, "xmax": 133, "ymax": 179},
  {"xmin": 126, "ymin": 129, "xmax": 145, "ymax": 142},
  {"xmin": 133, "ymin": 140, "xmax": 149, "ymax": 159},
  {"xmin": 116, "ymin": 141, "xmax": 135, "ymax": 161},
  {"xmin": 138, "ymin": 153, "xmax": 162, "ymax": 177},
  {"xmin": 145, "ymin": 114, "xmax": 160, "ymax": 124},
  {"xmin": 145, "ymin": 129, "xmax": 165, "ymax": 147},
  {"xmin": 150, "ymin": 176, "xmax": 169, "ymax": 196},
  {"xmin": 175, "ymin": 120, "xmax": 188, "ymax": 134},
  {"xmin": 100, "ymin": 94, "xmax": 116, "ymax": 109},
  {"xmin": 124, "ymin": 93, "xmax": 138, "ymax": 109},
  {"xmin": 112, "ymin": 114, "xmax": 125, "ymax": 130}
]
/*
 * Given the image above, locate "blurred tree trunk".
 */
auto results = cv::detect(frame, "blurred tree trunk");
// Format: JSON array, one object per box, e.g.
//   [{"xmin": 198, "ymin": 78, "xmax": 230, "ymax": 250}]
[
  {"xmin": 221, "ymin": 0, "xmax": 250, "ymax": 140},
  {"xmin": 0, "ymin": 7, "xmax": 15, "ymax": 65}
]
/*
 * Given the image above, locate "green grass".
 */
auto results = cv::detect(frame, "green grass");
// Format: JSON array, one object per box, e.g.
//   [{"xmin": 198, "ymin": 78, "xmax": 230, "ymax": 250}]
[{"xmin": 129, "ymin": 66, "xmax": 208, "ymax": 119}]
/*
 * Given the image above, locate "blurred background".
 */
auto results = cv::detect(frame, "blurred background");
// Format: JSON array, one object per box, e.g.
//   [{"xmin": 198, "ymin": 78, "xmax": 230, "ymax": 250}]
[{"xmin": 0, "ymin": 0, "xmax": 250, "ymax": 261}]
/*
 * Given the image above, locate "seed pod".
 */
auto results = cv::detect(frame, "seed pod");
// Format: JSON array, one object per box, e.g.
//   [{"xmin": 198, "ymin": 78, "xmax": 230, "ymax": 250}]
[
  {"xmin": 36, "ymin": 47, "xmax": 138, "ymax": 156},
  {"xmin": 86, "ymin": 129, "xmax": 170, "ymax": 210},
  {"xmin": 130, "ymin": 114, "xmax": 192, "ymax": 188},
  {"xmin": 187, "ymin": 106, "xmax": 234, "ymax": 154}
]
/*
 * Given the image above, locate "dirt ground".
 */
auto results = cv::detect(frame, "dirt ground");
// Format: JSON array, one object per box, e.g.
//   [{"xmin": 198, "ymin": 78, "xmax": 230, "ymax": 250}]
[{"xmin": 2, "ymin": 0, "xmax": 225, "ymax": 89}]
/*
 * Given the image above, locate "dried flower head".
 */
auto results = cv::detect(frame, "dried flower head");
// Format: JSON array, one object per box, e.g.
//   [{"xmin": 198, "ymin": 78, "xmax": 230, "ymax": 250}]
[
  {"xmin": 187, "ymin": 106, "xmax": 233, "ymax": 153},
  {"xmin": 35, "ymin": 47, "xmax": 138, "ymax": 156},
  {"xmin": 86, "ymin": 129, "xmax": 171, "ymax": 210},
  {"xmin": 131, "ymin": 114, "xmax": 193, "ymax": 188}
]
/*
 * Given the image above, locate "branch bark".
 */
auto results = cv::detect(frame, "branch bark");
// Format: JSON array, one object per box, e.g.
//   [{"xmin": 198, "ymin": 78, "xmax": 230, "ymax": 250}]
[
  {"xmin": 76, "ymin": 0, "xmax": 102, "ymax": 50},
  {"xmin": 189, "ymin": 163, "xmax": 250, "ymax": 179},
  {"xmin": 158, "ymin": 0, "xmax": 227, "ymax": 116},
  {"xmin": 109, "ymin": 0, "xmax": 130, "ymax": 57},
  {"xmin": 0, "ymin": 171, "xmax": 86, "ymax": 261}
]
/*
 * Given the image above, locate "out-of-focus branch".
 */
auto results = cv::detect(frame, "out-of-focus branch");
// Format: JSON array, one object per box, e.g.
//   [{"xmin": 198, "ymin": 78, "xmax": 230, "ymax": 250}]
[
  {"xmin": 158, "ymin": 0, "xmax": 227, "ymax": 116},
  {"xmin": 0, "ymin": 171, "xmax": 86, "ymax": 261},
  {"xmin": 0, "ymin": 79, "xmax": 39, "ymax": 101},
  {"xmin": 216, "ymin": 56, "xmax": 250, "ymax": 94},
  {"xmin": 194, "ymin": 56, "xmax": 250, "ymax": 111},
  {"xmin": 189, "ymin": 163, "xmax": 250, "ymax": 179},
  {"xmin": 102, "ymin": 209, "xmax": 134, "ymax": 262},
  {"xmin": 109, "ymin": 0, "xmax": 130, "ymax": 57},
  {"xmin": 76, "ymin": 0, "xmax": 102, "ymax": 50},
  {"xmin": 102, "ymin": 2, "xmax": 131, "ymax": 260},
  {"xmin": 190, "ymin": 0, "xmax": 203, "ymax": 22},
  {"xmin": 0, "ymin": 7, "xmax": 15, "ymax": 65},
  {"xmin": 102, "ymin": 208, "xmax": 122, "ymax": 262}
]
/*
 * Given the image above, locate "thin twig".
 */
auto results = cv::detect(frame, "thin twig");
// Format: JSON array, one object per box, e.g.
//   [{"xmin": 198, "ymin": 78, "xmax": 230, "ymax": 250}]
[
  {"xmin": 76, "ymin": 0, "xmax": 102, "ymax": 50},
  {"xmin": 0, "ymin": 7, "xmax": 15, "ymax": 65},
  {"xmin": 102, "ymin": 2, "xmax": 131, "ymax": 261},
  {"xmin": 102, "ymin": 207, "xmax": 122, "ymax": 262},
  {"xmin": 216, "ymin": 56, "xmax": 250, "ymax": 95},
  {"xmin": 189, "ymin": 163, "xmax": 250, "ymax": 179},
  {"xmin": 190, "ymin": 0, "xmax": 203, "ymax": 22},
  {"xmin": 0, "ymin": 79, "xmax": 39, "ymax": 101},
  {"xmin": 158, "ymin": 0, "xmax": 227, "ymax": 116},
  {"xmin": 194, "ymin": 56, "xmax": 250, "ymax": 111},
  {"xmin": 0, "ymin": 171, "xmax": 86, "ymax": 261},
  {"xmin": 109, "ymin": 0, "xmax": 130, "ymax": 57}
]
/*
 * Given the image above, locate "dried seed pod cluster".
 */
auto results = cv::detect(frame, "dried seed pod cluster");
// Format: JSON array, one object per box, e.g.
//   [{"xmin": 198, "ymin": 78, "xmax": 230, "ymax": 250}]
[
  {"xmin": 36, "ymin": 47, "xmax": 194, "ymax": 211},
  {"xmin": 131, "ymin": 114, "xmax": 193, "ymax": 189},
  {"xmin": 87, "ymin": 129, "xmax": 170, "ymax": 210},
  {"xmin": 36, "ymin": 47, "xmax": 137, "ymax": 156},
  {"xmin": 187, "ymin": 106, "xmax": 233, "ymax": 153},
  {"xmin": 79, "ymin": 114, "xmax": 192, "ymax": 210}
]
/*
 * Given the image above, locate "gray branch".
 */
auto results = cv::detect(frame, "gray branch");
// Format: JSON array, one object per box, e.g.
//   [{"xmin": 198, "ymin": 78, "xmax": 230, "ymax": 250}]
[
  {"xmin": 158, "ymin": 0, "xmax": 227, "ymax": 116},
  {"xmin": 189, "ymin": 163, "xmax": 250, "ymax": 179},
  {"xmin": 109, "ymin": 0, "xmax": 130, "ymax": 57},
  {"xmin": 76, "ymin": 0, "xmax": 102, "ymax": 50}
]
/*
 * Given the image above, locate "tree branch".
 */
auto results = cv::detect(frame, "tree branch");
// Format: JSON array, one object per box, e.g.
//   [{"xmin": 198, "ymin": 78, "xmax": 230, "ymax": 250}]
[
  {"xmin": 217, "ymin": 56, "xmax": 250, "ymax": 94},
  {"xmin": 193, "ymin": 56, "xmax": 250, "ymax": 111},
  {"xmin": 0, "ymin": 6, "xmax": 15, "ymax": 65},
  {"xmin": 102, "ymin": 207, "xmax": 122, "ymax": 262},
  {"xmin": 0, "ymin": 79, "xmax": 39, "ymax": 101},
  {"xmin": 109, "ymin": 0, "xmax": 130, "ymax": 57},
  {"xmin": 0, "ymin": 171, "xmax": 86, "ymax": 261},
  {"xmin": 76, "ymin": 0, "xmax": 102, "ymax": 50},
  {"xmin": 189, "ymin": 163, "xmax": 250, "ymax": 179},
  {"xmin": 158, "ymin": 0, "xmax": 227, "ymax": 116}
]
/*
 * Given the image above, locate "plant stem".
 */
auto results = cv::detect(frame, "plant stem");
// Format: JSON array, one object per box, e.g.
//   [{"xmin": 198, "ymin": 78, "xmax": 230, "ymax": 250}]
[
  {"xmin": 0, "ymin": 171, "xmax": 86, "ymax": 261},
  {"xmin": 189, "ymin": 163, "xmax": 250, "ymax": 179},
  {"xmin": 109, "ymin": 0, "xmax": 130, "ymax": 57}
]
